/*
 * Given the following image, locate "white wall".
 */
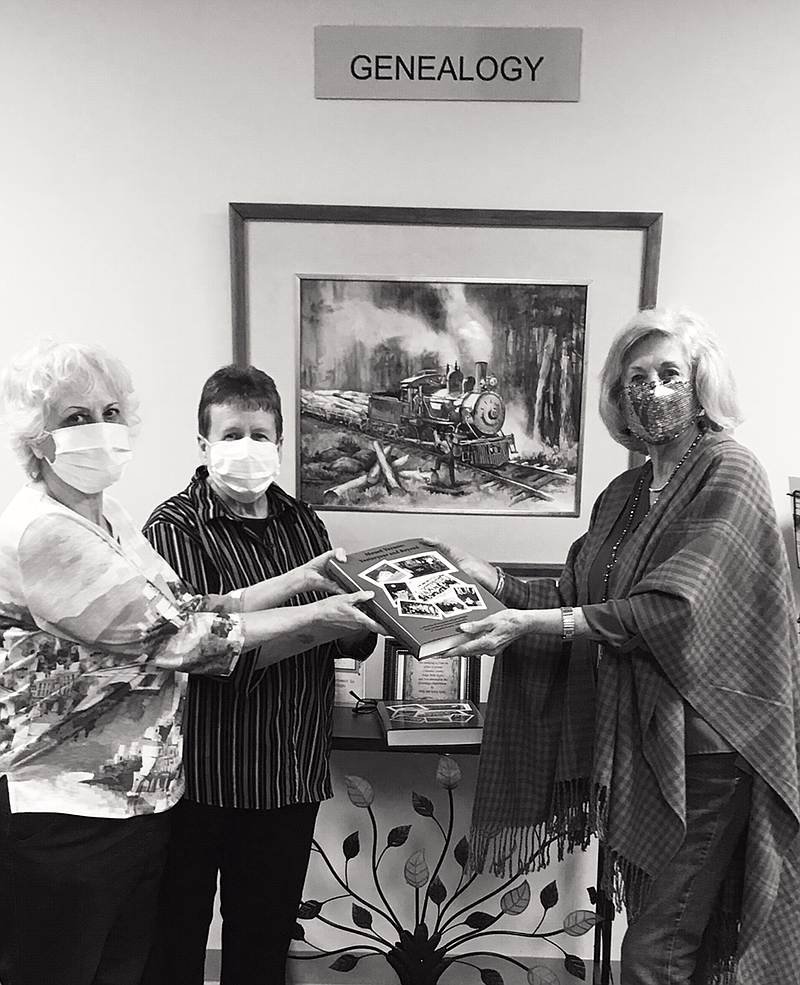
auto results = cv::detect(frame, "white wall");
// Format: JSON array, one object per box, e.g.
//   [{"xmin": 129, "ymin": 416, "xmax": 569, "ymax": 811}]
[
  {"xmin": 2, "ymin": 0, "xmax": 799, "ymax": 974},
  {"xmin": 1, "ymin": 0, "xmax": 799, "ymax": 565}
]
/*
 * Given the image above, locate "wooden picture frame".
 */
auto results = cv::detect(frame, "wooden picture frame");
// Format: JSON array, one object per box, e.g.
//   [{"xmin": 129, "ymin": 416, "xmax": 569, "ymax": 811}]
[{"xmin": 229, "ymin": 205, "xmax": 661, "ymax": 565}]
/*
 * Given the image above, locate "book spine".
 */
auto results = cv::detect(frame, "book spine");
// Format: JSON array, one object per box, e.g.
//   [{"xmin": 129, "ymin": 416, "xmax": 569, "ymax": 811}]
[{"xmin": 327, "ymin": 560, "xmax": 361, "ymax": 594}]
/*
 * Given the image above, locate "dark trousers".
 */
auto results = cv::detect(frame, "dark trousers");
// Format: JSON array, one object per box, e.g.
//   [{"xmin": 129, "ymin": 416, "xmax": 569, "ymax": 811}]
[
  {"xmin": 0, "ymin": 777, "xmax": 171, "ymax": 985},
  {"xmin": 143, "ymin": 798, "xmax": 320, "ymax": 985},
  {"xmin": 620, "ymin": 754, "xmax": 752, "ymax": 985}
]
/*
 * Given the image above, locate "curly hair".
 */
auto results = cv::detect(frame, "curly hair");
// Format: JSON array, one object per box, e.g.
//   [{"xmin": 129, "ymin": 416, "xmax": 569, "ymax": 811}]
[
  {"xmin": 599, "ymin": 308, "xmax": 744, "ymax": 453},
  {"xmin": 0, "ymin": 339, "xmax": 140, "ymax": 479}
]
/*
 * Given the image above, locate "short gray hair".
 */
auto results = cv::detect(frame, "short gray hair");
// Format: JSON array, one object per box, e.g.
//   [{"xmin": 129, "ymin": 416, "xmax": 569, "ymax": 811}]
[
  {"xmin": 599, "ymin": 308, "xmax": 744, "ymax": 453},
  {"xmin": 0, "ymin": 339, "xmax": 140, "ymax": 479}
]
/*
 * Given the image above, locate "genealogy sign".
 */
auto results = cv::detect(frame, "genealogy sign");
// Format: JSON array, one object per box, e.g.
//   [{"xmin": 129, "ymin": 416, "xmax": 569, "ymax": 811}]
[{"xmin": 315, "ymin": 26, "xmax": 582, "ymax": 102}]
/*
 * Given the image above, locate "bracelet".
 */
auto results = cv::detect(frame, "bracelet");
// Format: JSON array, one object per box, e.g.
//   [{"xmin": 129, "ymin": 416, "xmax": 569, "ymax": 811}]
[
  {"xmin": 561, "ymin": 606, "xmax": 576, "ymax": 642},
  {"xmin": 494, "ymin": 566, "xmax": 506, "ymax": 597}
]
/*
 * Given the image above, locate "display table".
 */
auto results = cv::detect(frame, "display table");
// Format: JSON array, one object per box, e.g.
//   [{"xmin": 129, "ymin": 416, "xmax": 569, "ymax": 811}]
[{"xmin": 332, "ymin": 704, "xmax": 483, "ymax": 755}]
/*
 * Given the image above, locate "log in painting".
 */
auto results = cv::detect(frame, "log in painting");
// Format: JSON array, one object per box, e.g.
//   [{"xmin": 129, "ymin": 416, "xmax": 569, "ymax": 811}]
[{"xmin": 299, "ymin": 278, "xmax": 587, "ymax": 515}]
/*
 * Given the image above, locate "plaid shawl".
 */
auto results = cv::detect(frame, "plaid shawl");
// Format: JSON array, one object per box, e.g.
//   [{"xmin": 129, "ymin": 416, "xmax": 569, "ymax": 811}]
[{"xmin": 470, "ymin": 434, "xmax": 800, "ymax": 982}]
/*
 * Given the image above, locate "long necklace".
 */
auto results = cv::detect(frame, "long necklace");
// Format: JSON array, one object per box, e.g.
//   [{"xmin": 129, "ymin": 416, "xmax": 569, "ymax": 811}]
[
  {"xmin": 648, "ymin": 430, "xmax": 705, "ymax": 499},
  {"xmin": 601, "ymin": 430, "xmax": 704, "ymax": 602}
]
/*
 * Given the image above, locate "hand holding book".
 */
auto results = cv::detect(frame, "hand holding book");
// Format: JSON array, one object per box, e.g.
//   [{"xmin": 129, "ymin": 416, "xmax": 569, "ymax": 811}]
[
  {"xmin": 289, "ymin": 547, "xmax": 352, "ymax": 597},
  {"xmin": 440, "ymin": 607, "xmax": 570, "ymax": 658},
  {"xmin": 312, "ymin": 591, "xmax": 384, "ymax": 636},
  {"xmin": 437, "ymin": 610, "xmax": 525, "ymax": 658},
  {"xmin": 327, "ymin": 538, "xmax": 507, "ymax": 659},
  {"xmin": 236, "ymin": 547, "xmax": 349, "ymax": 611},
  {"xmin": 418, "ymin": 537, "xmax": 500, "ymax": 595}
]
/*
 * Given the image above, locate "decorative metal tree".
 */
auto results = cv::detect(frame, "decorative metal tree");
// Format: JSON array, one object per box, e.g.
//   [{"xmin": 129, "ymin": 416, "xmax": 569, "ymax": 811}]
[{"xmin": 291, "ymin": 755, "xmax": 601, "ymax": 985}]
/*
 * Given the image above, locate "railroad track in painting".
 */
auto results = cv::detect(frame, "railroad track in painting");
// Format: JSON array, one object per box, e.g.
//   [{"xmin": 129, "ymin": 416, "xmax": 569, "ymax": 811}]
[{"xmin": 465, "ymin": 460, "xmax": 572, "ymax": 503}]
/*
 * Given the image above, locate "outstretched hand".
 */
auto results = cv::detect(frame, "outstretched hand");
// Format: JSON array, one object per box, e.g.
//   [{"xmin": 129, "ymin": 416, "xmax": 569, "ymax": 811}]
[
  {"xmin": 295, "ymin": 548, "xmax": 348, "ymax": 596},
  {"xmin": 419, "ymin": 537, "xmax": 498, "ymax": 594},
  {"xmin": 313, "ymin": 590, "xmax": 383, "ymax": 636},
  {"xmin": 439, "ymin": 610, "xmax": 526, "ymax": 658}
]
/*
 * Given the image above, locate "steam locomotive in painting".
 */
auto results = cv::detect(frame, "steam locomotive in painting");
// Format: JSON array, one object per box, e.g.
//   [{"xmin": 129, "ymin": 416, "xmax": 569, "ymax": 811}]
[{"xmin": 368, "ymin": 361, "xmax": 516, "ymax": 467}]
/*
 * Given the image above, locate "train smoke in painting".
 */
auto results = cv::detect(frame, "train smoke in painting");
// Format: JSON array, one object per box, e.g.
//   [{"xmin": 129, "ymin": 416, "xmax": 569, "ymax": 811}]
[{"xmin": 436, "ymin": 283, "xmax": 493, "ymax": 366}]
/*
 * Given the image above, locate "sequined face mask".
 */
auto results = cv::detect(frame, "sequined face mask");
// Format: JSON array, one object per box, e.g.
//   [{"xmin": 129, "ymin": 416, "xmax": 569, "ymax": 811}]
[{"xmin": 622, "ymin": 379, "xmax": 701, "ymax": 445}]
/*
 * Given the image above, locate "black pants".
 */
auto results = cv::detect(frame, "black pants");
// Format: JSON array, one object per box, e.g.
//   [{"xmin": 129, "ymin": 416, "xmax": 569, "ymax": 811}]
[
  {"xmin": 143, "ymin": 798, "xmax": 321, "ymax": 985},
  {"xmin": 0, "ymin": 777, "xmax": 171, "ymax": 985}
]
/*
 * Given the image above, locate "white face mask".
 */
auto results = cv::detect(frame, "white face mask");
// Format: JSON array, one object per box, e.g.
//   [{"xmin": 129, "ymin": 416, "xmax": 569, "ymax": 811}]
[
  {"xmin": 46, "ymin": 422, "xmax": 133, "ymax": 494},
  {"xmin": 205, "ymin": 437, "xmax": 281, "ymax": 503}
]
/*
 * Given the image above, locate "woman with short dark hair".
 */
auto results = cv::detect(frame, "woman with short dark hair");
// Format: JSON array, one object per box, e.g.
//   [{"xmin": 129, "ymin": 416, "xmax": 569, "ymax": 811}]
[{"xmin": 0, "ymin": 339, "xmax": 379, "ymax": 985}]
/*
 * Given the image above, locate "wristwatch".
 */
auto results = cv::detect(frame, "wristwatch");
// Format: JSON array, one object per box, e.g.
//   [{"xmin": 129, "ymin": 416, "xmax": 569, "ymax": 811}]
[{"xmin": 561, "ymin": 606, "xmax": 576, "ymax": 642}]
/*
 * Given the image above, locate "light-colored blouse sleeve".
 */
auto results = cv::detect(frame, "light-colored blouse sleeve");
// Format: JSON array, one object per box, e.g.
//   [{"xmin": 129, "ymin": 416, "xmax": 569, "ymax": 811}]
[{"xmin": 17, "ymin": 511, "xmax": 244, "ymax": 676}]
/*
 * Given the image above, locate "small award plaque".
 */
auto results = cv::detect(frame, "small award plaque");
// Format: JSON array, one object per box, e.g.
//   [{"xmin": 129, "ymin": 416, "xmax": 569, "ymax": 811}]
[{"xmin": 382, "ymin": 638, "xmax": 480, "ymax": 702}]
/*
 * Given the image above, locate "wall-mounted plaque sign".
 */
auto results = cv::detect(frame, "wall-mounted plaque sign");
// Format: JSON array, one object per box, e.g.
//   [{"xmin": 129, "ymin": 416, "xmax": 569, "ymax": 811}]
[{"xmin": 315, "ymin": 26, "xmax": 582, "ymax": 102}]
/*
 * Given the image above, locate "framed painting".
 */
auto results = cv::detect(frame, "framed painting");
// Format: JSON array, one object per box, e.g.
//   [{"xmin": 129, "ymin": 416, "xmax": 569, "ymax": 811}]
[
  {"xmin": 298, "ymin": 276, "xmax": 587, "ymax": 515},
  {"xmin": 230, "ymin": 205, "xmax": 661, "ymax": 565},
  {"xmin": 381, "ymin": 638, "xmax": 481, "ymax": 703}
]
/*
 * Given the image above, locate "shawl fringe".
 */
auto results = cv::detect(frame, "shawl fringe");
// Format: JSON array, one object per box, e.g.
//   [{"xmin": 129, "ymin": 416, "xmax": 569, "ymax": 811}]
[{"xmin": 468, "ymin": 777, "xmax": 592, "ymax": 878}]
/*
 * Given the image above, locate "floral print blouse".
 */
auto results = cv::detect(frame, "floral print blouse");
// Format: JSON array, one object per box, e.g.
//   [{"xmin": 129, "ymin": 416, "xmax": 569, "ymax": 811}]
[{"xmin": 0, "ymin": 483, "xmax": 245, "ymax": 818}]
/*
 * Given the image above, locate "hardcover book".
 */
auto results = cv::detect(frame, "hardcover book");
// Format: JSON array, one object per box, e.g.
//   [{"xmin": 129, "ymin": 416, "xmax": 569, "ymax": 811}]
[
  {"xmin": 376, "ymin": 699, "xmax": 484, "ymax": 747},
  {"xmin": 328, "ymin": 537, "xmax": 506, "ymax": 659}
]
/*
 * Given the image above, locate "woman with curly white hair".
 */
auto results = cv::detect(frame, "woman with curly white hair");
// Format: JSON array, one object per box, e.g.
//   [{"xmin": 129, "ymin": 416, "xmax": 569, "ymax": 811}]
[
  {"xmin": 0, "ymin": 339, "xmax": 379, "ymax": 985},
  {"xmin": 435, "ymin": 308, "xmax": 800, "ymax": 984}
]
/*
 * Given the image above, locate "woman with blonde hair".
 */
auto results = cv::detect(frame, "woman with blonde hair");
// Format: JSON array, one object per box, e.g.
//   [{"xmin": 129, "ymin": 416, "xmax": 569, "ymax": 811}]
[
  {"xmin": 437, "ymin": 308, "xmax": 800, "ymax": 984},
  {"xmin": 0, "ymin": 339, "xmax": 379, "ymax": 985}
]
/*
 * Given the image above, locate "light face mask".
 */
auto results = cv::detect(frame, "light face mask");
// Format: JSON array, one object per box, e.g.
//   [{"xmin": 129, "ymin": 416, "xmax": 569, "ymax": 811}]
[
  {"xmin": 206, "ymin": 437, "xmax": 281, "ymax": 502},
  {"xmin": 622, "ymin": 379, "xmax": 701, "ymax": 445},
  {"xmin": 47, "ymin": 422, "xmax": 133, "ymax": 493}
]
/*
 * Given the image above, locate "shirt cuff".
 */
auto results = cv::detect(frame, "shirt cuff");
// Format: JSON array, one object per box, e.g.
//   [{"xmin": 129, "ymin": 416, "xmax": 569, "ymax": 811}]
[{"xmin": 498, "ymin": 573, "xmax": 530, "ymax": 609}]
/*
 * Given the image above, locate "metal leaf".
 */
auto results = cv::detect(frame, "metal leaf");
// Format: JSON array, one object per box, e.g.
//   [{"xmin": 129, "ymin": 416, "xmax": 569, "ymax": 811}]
[
  {"xmin": 342, "ymin": 830, "xmax": 360, "ymax": 860},
  {"xmin": 352, "ymin": 903, "xmax": 373, "ymax": 929},
  {"xmin": 343, "ymin": 775, "xmax": 374, "ymax": 807},
  {"xmin": 330, "ymin": 953, "xmax": 362, "ymax": 972},
  {"xmin": 540, "ymin": 880, "xmax": 559, "ymax": 911},
  {"xmin": 436, "ymin": 754, "xmax": 462, "ymax": 789},
  {"xmin": 297, "ymin": 899, "xmax": 322, "ymax": 920},
  {"xmin": 563, "ymin": 909, "xmax": 602, "ymax": 937},
  {"xmin": 453, "ymin": 835, "xmax": 470, "ymax": 868},
  {"xmin": 412, "ymin": 791, "xmax": 435, "ymax": 817},
  {"xmin": 564, "ymin": 954, "xmax": 587, "ymax": 981},
  {"xmin": 480, "ymin": 970, "xmax": 505, "ymax": 985},
  {"xmin": 428, "ymin": 875, "xmax": 447, "ymax": 905},
  {"xmin": 387, "ymin": 824, "xmax": 412, "ymax": 847},
  {"xmin": 527, "ymin": 966, "xmax": 560, "ymax": 985},
  {"xmin": 500, "ymin": 880, "xmax": 531, "ymax": 915},
  {"xmin": 465, "ymin": 910, "xmax": 499, "ymax": 930},
  {"xmin": 404, "ymin": 849, "xmax": 430, "ymax": 888}
]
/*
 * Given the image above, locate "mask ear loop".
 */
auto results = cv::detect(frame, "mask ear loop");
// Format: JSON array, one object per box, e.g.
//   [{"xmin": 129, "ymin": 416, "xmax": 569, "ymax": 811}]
[{"xmin": 197, "ymin": 434, "xmax": 211, "ymax": 465}]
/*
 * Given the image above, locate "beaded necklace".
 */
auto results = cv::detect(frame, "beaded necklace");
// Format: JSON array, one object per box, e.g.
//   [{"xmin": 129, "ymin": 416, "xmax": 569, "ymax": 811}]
[{"xmin": 601, "ymin": 430, "xmax": 704, "ymax": 602}]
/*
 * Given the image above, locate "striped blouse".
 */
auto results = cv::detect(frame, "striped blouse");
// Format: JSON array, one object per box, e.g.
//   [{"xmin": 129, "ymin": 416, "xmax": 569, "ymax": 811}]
[{"xmin": 143, "ymin": 468, "xmax": 365, "ymax": 809}]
